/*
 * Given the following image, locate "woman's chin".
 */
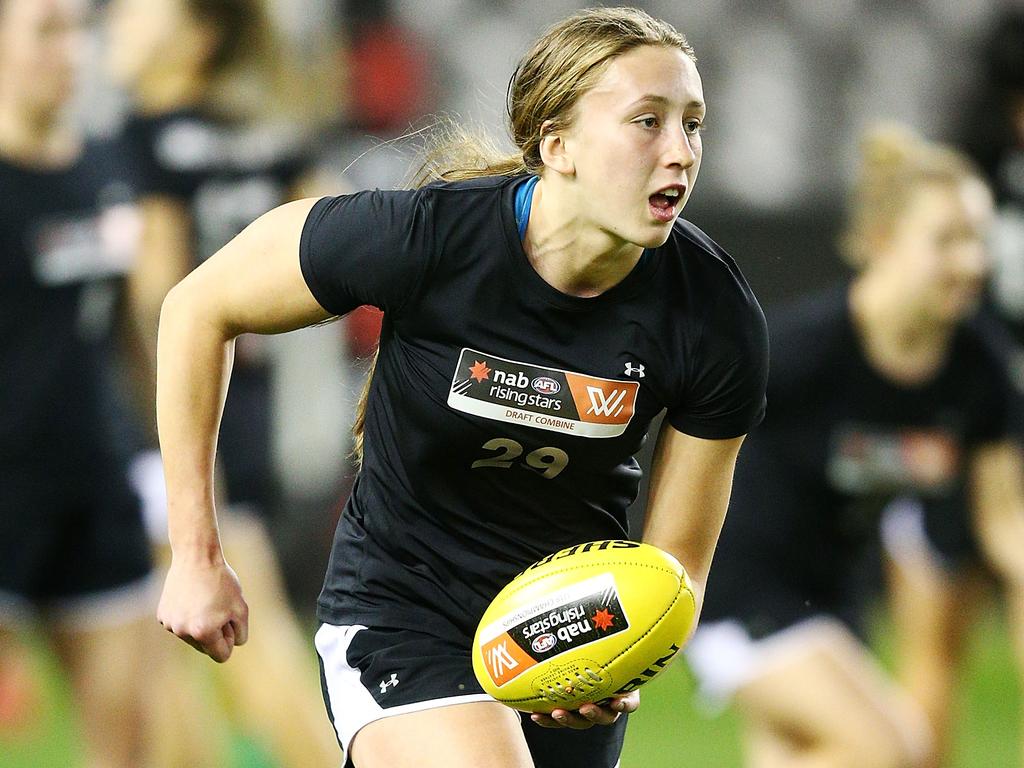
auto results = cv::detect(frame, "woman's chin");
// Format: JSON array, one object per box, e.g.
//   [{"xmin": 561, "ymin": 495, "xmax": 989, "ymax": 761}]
[{"xmin": 635, "ymin": 222, "xmax": 677, "ymax": 249}]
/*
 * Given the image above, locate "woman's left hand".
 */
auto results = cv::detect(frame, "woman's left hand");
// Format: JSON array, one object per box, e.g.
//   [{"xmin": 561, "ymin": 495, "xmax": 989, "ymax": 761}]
[{"xmin": 529, "ymin": 691, "xmax": 640, "ymax": 729}]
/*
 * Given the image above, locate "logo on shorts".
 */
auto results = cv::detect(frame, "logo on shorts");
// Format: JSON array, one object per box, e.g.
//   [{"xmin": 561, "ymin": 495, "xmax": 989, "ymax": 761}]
[
  {"xmin": 379, "ymin": 673, "xmax": 399, "ymax": 694},
  {"xmin": 448, "ymin": 348, "xmax": 639, "ymax": 438}
]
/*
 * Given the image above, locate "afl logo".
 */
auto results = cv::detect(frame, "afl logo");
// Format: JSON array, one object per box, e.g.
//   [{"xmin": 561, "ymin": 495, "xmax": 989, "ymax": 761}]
[
  {"xmin": 531, "ymin": 633, "xmax": 557, "ymax": 654},
  {"xmin": 532, "ymin": 376, "xmax": 560, "ymax": 395}
]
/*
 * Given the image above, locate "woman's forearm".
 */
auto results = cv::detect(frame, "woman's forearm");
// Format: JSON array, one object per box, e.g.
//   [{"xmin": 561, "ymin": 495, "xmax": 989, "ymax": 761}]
[
  {"xmin": 156, "ymin": 281, "xmax": 236, "ymax": 564},
  {"xmin": 154, "ymin": 199, "xmax": 331, "ymax": 563},
  {"xmin": 971, "ymin": 442, "xmax": 1024, "ymax": 585}
]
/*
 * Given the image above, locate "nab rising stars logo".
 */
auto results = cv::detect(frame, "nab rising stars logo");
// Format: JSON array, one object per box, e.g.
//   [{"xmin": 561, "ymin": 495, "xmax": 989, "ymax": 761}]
[{"xmin": 448, "ymin": 348, "xmax": 640, "ymax": 438}]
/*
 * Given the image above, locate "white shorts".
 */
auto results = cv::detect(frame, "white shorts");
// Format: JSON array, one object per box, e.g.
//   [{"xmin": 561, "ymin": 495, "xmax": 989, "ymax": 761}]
[
  {"xmin": 685, "ymin": 616, "xmax": 843, "ymax": 706},
  {"xmin": 314, "ymin": 621, "xmax": 627, "ymax": 768},
  {"xmin": 0, "ymin": 572, "xmax": 160, "ymax": 632},
  {"xmin": 314, "ymin": 622, "xmax": 494, "ymax": 761},
  {"xmin": 879, "ymin": 496, "xmax": 953, "ymax": 571}
]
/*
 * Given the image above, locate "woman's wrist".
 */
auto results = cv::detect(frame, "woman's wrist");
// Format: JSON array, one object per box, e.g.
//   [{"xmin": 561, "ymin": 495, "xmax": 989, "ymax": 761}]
[
  {"xmin": 170, "ymin": 540, "xmax": 225, "ymax": 566},
  {"xmin": 167, "ymin": 508, "xmax": 224, "ymax": 565}
]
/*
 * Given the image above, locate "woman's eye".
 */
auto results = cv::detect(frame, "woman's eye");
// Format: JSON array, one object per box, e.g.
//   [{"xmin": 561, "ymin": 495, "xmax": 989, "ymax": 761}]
[
  {"xmin": 685, "ymin": 120, "xmax": 703, "ymax": 134},
  {"xmin": 639, "ymin": 117, "xmax": 658, "ymax": 129}
]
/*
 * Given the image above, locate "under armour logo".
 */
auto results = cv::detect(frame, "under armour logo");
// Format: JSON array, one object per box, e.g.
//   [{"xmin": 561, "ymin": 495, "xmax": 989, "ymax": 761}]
[
  {"xmin": 379, "ymin": 673, "xmax": 399, "ymax": 694},
  {"xmin": 624, "ymin": 362, "xmax": 645, "ymax": 378}
]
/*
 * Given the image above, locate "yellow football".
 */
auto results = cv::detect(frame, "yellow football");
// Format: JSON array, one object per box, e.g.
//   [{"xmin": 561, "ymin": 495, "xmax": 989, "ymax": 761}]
[{"xmin": 472, "ymin": 539, "xmax": 695, "ymax": 713}]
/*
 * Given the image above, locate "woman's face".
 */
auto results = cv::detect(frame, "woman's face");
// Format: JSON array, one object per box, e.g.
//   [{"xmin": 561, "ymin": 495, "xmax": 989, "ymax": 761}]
[
  {"xmin": 557, "ymin": 44, "xmax": 705, "ymax": 249},
  {"xmin": 105, "ymin": 0, "xmax": 200, "ymax": 90},
  {"xmin": 0, "ymin": 0, "xmax": 84, "ymax": 115},
  {"xmin": 881, "ymin": 179, "xmax": 993, "ymax": 322}
]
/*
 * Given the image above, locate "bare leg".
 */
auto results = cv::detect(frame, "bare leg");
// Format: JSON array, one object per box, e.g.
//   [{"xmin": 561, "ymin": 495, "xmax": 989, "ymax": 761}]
[
  {"xmin": 351, "ymin": 701, "xmax": 533, "ymax": 768},
  {"xmin": 50, "ymin": 617, "xmax": 152, "ymax": 768},
  {"xmin": 1005, "ymin": 580, "xmax": 1024, "ymax": 768},
  {"xmin": 213, "ymin": 512, "xmax": 342, "ymax": 767},
  {"xmin": 0, "ymin": 626, "xmax": 41, "ymax": 734},
  {"xmin": 734, "ymin": 620, "xmax": 932, "ymax": 768},
  {"xmin": 885, "ymin": 550, "xmax": 982, "ymax": 767},
  {"xmin": 746, "ymin": 721, "xmax": 871, "ymax": 768},
  {"xmin": 145, "ymin": 634, "xmax": 232, "ymax": 768}
]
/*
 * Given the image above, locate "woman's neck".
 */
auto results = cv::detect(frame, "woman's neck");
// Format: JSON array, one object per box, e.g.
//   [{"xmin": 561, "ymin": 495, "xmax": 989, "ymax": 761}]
[
  {"xmin": 0, "ymin": 101, "xmax": 77, "ymax": 168},
  {"xmin": 849, "ymin": 268, "xmax": 955, "ymax": 387},
  {"xmin": 523, "ymin": 178, "xmax": 643, "ymax": 298}
]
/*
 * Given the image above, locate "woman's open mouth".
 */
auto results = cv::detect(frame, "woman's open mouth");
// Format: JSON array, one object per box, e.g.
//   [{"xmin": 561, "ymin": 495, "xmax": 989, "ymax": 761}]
[{"xmin": 648, "ymin": 185, "xmax": 684, "ymax": 223}]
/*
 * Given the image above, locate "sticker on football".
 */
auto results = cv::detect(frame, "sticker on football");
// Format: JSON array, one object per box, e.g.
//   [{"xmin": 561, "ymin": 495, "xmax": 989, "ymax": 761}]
[{"xmin": 471, "ymin": 540, "xmax": 695, "ymax": 713}]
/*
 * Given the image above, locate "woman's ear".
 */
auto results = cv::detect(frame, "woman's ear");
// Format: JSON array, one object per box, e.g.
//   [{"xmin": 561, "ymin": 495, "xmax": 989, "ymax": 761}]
[{"xmin": 538, "ymin": 120, "xmax": 575, "ymax": 176}]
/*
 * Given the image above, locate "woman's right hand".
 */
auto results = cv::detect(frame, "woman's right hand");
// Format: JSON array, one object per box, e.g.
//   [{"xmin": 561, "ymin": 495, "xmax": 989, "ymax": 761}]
[{"xmin": 157, "ymin": 556, "xmax": 249, "ymax": 663}]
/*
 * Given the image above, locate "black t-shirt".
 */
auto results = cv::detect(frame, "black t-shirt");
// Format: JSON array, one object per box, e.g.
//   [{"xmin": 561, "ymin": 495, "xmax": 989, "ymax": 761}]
[
  {"xmin": 121, "ymin": 108, "xmax": 310, "ymax": 261},
  {"xmin": 0, "ymin": 141, "xmax": 137, "ymax": 476},
  {"xmin": 703, "ymin": 286, "xmax": 1013, "ymax": 636},
  {"xmin": 121, "ymin": 108, "xmax": 312, "ymax": 506},
  {"xmin": 300, "ymin": 175, "xmax": 769, "ymax": 636}
]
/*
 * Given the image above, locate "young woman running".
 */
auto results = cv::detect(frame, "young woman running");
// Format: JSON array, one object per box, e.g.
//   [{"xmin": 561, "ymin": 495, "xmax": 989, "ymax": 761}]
[{"xmin": 156, "ymin": 8, "xmax": 769, "ymax": 767}]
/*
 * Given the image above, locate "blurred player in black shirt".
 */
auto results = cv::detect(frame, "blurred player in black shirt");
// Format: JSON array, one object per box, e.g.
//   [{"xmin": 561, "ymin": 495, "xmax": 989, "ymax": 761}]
[
  {"xmin": 687, "ymin": 125, "xmax": 1024, "ymax": 768},
  {"xmin": 106, "ymin": 0, "xmax": 316, "ymax": 506},
  {"xmin": 104, "ymin": 0, "xmax": 340, "ymax": 765},
  {"xmin": 153, "ymin": 8, "xmax": 768, "ymax": 768},
  {"xmin": 0, "ymin": 0, "xmax": 154, "ymax": 765},
  {"xmin": 955, "ymin": 12, "xmax": 1024, "ymax": 765}
]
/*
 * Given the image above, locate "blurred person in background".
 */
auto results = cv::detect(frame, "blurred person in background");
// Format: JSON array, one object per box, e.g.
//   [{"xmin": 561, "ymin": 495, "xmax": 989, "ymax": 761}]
[
  {"xmin": 961, "ymin": 8, "xmax": 1024, "ymax": 218},
  {"xmin": 934, "ymin": 9, "xmax": 1024, "ymax": 765},
  {"xmin": 104, "ymin": 0, "xmax": 342, "ymax": 765},
  {"xmin": 153, "ymin": 7, "xmax": 769, "ymax": 767},
  {"xmin": 686, "ymin": 125, "xmax": 1024, "ymax": 768},
  {"xmin": 0, "ymin": 0, "xmax": 156, "ymax": 766}
]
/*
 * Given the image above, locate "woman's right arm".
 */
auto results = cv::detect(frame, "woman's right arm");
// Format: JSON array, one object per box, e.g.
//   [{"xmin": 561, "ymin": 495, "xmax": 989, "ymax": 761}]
[{"xmin": 156, "ymin": 197, "xmax": 331, "ymax": 662}]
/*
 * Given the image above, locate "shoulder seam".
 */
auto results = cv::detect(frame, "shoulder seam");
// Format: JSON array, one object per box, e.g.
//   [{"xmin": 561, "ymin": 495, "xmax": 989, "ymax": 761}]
[{"xmin": 392, "ymin": 188, "xmax": 439, "ymax": 316}]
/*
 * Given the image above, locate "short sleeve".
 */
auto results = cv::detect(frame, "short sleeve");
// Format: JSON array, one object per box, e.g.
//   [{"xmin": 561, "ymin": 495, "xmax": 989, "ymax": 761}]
[
  {"xmin": 121, "ymin": 116, "xmax": 202, "ymax": 200},
  {"xmin": 965, "ymin": 312, "xmax": 1020, "ymax": 445},
  {"xmin": 299, "ymin": 188, "xmax": 435, "ymax": 317},
  {"xmin": 969, "ymin": 366, "xmax": 1012, "ymax": 447},
  {"xmin": 666, "ymin": 282, "xmax": 769, "ymax": 439}
]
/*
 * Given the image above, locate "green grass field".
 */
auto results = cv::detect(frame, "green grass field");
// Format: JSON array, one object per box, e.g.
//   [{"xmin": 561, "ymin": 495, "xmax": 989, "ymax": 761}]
[
  {"xmin": 2, "ymin": 608, "xmax": 1018, "ymax": 768},
  {"xmin": 623, "ymin": 607, "xmax": 1021, "ymax": 768}
]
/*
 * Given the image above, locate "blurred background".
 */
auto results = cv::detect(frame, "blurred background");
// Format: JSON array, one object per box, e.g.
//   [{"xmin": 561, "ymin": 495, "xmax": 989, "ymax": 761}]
[{"xmin": 2, "ymin": 0, "xmax": 1023, "ymax": 766}]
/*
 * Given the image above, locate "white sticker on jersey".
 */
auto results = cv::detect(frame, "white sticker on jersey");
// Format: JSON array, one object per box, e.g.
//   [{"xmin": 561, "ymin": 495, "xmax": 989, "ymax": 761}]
[
  {"xmin": 447, "ymin": 348, "xmax": 639, "ymax": 438},
  {"xmin": 32, "ymin": 202, "xmax": 140, "ymax": 286},
  {"xmin": 826, "ymin": 423, "xmax": 961, "ymax": 495}
]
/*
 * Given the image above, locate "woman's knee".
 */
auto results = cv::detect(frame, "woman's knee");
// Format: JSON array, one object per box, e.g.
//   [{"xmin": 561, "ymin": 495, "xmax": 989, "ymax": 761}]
[{"xmin": 734, "ymin": 633, "xmax": 932, "ymax": 768}]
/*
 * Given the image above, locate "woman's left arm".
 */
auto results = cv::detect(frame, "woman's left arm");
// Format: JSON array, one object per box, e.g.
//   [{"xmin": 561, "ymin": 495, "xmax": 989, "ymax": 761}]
[
  {"xmin": 971, "ymin": 440, "xmax": 1024, "ymax": 585},
  {"xmin": 642, "ymin": 420, "xmax": 746, "ymax": 623},
  {"xmin": 532, "ymin": 423, "xmax": 744, "ymax": 731}
]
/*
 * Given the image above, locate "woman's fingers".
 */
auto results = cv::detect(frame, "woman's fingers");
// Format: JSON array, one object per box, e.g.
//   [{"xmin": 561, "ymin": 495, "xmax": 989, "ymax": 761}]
[{"xmin": 529, "ymin": 690, "xmax": 640, "ymax": 729}]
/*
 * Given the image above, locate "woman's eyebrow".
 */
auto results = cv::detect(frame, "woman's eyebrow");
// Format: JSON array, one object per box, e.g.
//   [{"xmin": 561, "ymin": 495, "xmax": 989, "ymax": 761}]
[{"xmin": 626, "ymin": 94, "xmax": 705, "ymax": 111}]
